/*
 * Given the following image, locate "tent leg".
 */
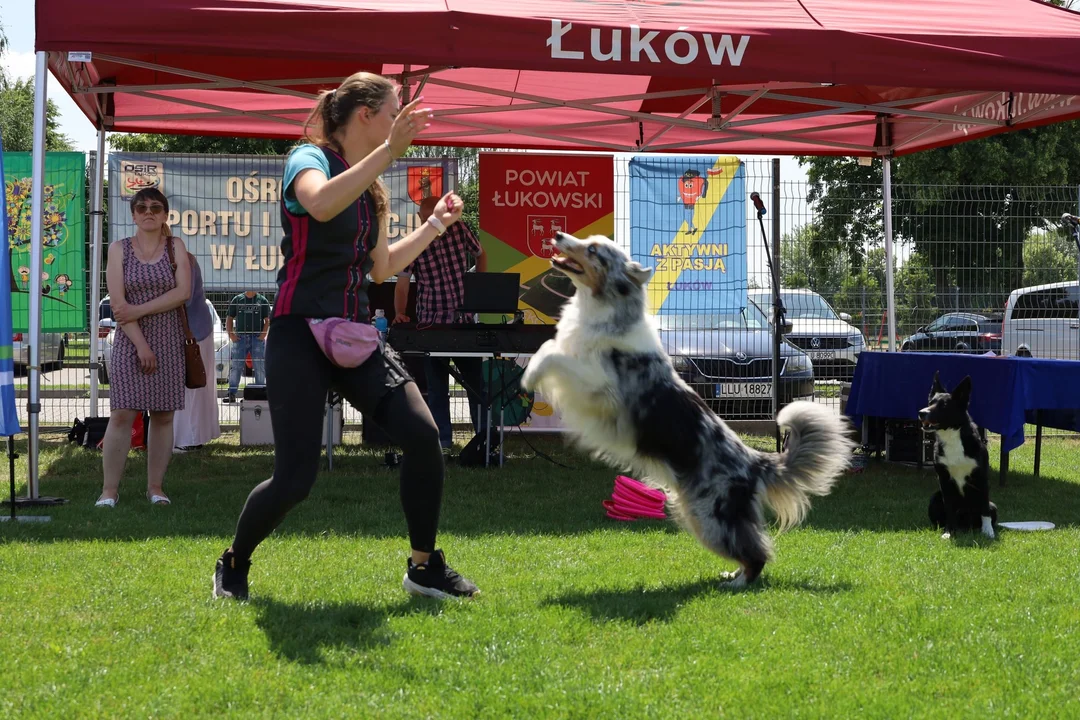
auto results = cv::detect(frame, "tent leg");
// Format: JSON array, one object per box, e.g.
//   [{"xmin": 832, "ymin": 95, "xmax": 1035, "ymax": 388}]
[
  {"xmin": 883, "ymin": 156, "xmax": 897, "ymax": 353},
  {"xmin": 771, "ymin": 158, "xmax": 782, "ymax": 452},
  {"xmin": 88, "ymin": 128, "xmax": 106, "ymax": 417},
  {"xmin": 27, "ymin": 51, "xmax": 49, "ymax": 499}
]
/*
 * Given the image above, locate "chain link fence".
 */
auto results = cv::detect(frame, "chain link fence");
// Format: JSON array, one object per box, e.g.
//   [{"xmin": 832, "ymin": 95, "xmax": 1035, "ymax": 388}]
[{"xmin": 24, "ymin": 151, "xmax": 1079, "ymax": 438}]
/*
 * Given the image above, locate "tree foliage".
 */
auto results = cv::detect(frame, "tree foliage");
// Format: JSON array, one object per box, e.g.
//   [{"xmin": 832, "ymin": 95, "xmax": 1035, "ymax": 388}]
[
  {"xmin": 781, "ymin": 224, "xmax": 940, "ymax": 337},
  {"xmin": 0, "ymin": 76, "xmax": 73, "ymax": 152},
  {"xmin": 0, "ymin": 19, "xmax": 72, "ymax": 152},
  {"xmin": 108, "ymin": 134, "xmax": 295, "ymax": 155},
  {"xmin": 799, "ymin": 119, "xmax": 1080, "ymax": 309},
  {"xmin": 1022, "ymin": 230, "xmax": 1080, "ymax": 287}
]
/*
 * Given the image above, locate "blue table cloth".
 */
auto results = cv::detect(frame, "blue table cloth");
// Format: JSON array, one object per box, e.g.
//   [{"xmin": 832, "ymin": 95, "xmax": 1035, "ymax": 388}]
[{"xmin": 845, "ymin": 352, "xmax": 1080, "ymax": 453}]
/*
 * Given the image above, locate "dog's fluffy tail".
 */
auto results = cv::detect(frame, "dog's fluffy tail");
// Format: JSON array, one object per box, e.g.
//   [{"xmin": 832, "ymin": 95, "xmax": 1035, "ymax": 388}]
[{"xmin": 762, "ymin": 401, "xmax": 855, "ymax": 532}]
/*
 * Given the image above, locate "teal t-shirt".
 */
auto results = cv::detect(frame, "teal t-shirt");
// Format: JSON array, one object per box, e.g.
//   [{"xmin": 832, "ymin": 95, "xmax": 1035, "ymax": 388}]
[{"xmin": 282, "ymin": 144, "xmax": 331, "ymax": 215}]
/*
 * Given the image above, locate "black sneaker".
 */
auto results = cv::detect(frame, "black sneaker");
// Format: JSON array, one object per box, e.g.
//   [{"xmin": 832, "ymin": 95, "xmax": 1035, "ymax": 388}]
[
  {"xmin": 213, "ymin": 549, "xmax": 251, "ymax": 600},
  {"xmin": 223, "ymin": 394, "xmax": 237, "ymax": 404},
  {"xmin": 402, "ymin": 549, "xmax": 479, "ymax": 599}
]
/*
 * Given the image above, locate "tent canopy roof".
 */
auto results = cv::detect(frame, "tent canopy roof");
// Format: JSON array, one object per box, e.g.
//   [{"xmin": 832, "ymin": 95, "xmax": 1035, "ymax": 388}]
[{"xmin": 35, "ymin": 0, "xmax": 1080, "ymax": 155}]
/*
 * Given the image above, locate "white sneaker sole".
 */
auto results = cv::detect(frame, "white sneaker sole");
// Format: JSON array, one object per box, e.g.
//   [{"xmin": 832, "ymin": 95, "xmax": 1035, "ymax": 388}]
[
  {"xmin": 402, "ymin": 574, "xmax": 476, "ymax": 600},
  {"xmin": 212, "ymin": 572, "xmax": 248, "ymax": 601}
]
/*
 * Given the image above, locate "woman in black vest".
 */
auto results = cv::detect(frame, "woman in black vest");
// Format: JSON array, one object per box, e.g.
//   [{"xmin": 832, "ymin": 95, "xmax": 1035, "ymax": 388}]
[{"xmin": 214, "ymin": 72, "xmax": 477, "ymax": 600}]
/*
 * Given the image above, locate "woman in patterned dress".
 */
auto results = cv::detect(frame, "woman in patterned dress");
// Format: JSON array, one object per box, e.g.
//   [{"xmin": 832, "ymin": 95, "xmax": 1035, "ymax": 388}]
[{"xmin": 95, "ymin": 188, "xmax": 190, "ymax": 507}]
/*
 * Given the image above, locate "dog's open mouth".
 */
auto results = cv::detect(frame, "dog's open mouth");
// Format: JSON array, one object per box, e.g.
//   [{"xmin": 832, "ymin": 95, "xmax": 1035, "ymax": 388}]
[
  {"xmin": 921, "ymin": 420, "xmax": 938, "ymax": 430},
  {"xmin": 552, "ymin": 255, "xmax": 585, "ymax": 275}
]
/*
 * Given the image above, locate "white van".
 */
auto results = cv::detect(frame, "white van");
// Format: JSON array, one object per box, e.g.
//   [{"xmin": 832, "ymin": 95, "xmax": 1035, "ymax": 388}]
[{"xmin": 1001, "ymin": 281, "xmax": 1079, "ymax": 360}]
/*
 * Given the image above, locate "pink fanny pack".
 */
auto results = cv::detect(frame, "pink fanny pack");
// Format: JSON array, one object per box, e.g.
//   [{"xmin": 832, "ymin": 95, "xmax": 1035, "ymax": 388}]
[{"xmin": 306, "ymin": 318, "xmax": 381, "ymax": 368}]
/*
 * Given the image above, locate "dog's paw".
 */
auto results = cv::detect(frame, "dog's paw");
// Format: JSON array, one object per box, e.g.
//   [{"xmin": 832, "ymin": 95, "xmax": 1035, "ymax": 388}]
[
  {"xmin": 941, "ymin": 531, "xmax": 952, "ymax": 540},
  {"xmin": 982, "ymin": 527, "xmax": 996, "ymax": 540},
  {"xmin": 719, "ymin": 570, "xmax": 748, "ymax": 590},
  {"xmin": 981, "ymin": 517, "xmax": 996, "ymax": 539}
]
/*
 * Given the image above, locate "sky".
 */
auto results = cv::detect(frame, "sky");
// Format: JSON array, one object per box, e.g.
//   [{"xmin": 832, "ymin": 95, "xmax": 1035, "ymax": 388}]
[{"xmin": 2, "ymin": 3, "xmax": 99, "ymax": 152}]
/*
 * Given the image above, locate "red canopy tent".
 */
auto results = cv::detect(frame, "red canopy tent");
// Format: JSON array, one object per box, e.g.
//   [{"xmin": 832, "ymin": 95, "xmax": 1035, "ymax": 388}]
[
  {"xmin": 19, "ymin": 0, "xmax": 1080, "ymax": 495},
  {"xmin": 33, "ymin": 0, "xmax": 1080, "ymax": 156}
]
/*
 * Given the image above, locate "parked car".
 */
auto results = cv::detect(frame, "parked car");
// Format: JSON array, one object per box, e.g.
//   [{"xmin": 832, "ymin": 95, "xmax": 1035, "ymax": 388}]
[
  {"xmin": 900, "ymin": 312, "xmax": 1002, "ymax": 354},
  {"xmin": 749, "ymin": 289, "xmax": 865, "ymax": 380},
  {"xmin": 12, "ymin": 332, "xmax": 65, "ymax": 373},
  {"xmin": 1001, "ymin": 281, "xmax": 1079, "ymax": 360},
  {"xmin": 657, "ymin": 299, "xmax": 814, "ymax": 419},
  {"xmin": 99, "ymin": 297, "xmax": 231, "ymax": 385}
]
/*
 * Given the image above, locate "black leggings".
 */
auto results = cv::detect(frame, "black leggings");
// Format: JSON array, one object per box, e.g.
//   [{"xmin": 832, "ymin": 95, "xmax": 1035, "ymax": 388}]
[{"xmin": 230, "ymin": 315, "xmax": 444, "ymax": 559}]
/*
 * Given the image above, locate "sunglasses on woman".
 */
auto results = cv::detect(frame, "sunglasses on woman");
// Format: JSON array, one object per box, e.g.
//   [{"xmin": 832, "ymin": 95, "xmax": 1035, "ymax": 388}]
[{"xmin": 134, "ymin": 203, "xmax": 165, "ymax": 215}]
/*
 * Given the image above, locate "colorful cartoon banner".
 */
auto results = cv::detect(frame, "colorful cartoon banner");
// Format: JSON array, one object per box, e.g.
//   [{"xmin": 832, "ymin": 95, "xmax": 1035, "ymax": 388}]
[
  {"xmin": 629, "ymin": 155, "xmax": 747, "ymax": 315},
  {"xmin": 0, "ymin": 136, "xmax": 22, "ymax": 435},
  {"xmin": 108, "ymin": 153, "xmax": 456, "ymax": 291},
  {"xmin": 478, "ymin": 152, "xmax": 614, "ymax": 324},
  {"xmin": 3, "ymin": 152, "xmax": 87, "ymax": 332}
]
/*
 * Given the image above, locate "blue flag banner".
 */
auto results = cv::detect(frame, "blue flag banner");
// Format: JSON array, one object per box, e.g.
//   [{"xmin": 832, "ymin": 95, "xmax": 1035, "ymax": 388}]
[
  {"xmin": 0, "ymin": 132, "xmax": 23, "ymax": 435},
  {"xmin": 629, "ymin": 155, "xmax": 748, "ymax": 315}
]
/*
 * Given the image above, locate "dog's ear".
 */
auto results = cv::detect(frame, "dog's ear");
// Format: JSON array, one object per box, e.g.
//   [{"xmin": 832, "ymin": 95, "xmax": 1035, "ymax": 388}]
[
  {"xmin": 626, "ymin": 261, "xmax": 653, "ymax": 287},
  {"xmin": 952, "ymin": 375, "xmax": 972, "ymax": 407},
  {"xmin": 930, "ymin": 370, "xmax": 945, "ymax": 397}
]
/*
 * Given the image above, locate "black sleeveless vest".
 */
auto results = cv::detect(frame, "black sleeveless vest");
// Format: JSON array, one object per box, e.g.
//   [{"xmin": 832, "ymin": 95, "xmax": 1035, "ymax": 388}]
[{"xmin": 275, "ymin": 146, "xmax": 378, "ymax": 322}]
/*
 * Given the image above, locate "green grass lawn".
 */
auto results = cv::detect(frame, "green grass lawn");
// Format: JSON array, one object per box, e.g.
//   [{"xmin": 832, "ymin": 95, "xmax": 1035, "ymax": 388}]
[{"xmin": 2, "ymin": 432, "xmax": 1080, "ymax": 718}]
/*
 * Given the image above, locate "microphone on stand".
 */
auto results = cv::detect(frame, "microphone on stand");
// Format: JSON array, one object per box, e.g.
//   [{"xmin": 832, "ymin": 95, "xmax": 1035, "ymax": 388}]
[{"xmin": 750, "ymin": 191, "xmax": 767, "ymax": 217}]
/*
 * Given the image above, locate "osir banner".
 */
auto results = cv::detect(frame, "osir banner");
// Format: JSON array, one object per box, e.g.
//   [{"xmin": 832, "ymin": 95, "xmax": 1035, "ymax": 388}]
[
  {"xmin": 629, "ymin": 155, "xmax": 747, "ymax": 315},
  {"xmin": 3, "ymin": 152, "xmax": 87, "ymax": 332},
  {"xmin": 478, "ymin": 152, "xmax": 614, "ymax": 324},
  {"xmin": 108, "ymin": 153, "xmax": 457, "ymax": 292}
]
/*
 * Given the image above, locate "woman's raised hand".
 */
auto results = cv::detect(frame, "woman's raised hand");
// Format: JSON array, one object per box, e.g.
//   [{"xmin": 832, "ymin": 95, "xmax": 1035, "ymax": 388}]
[
  {"xmin": 432, "ymin": 193, "xmax": 464, "ymax": 229},
  {"xmin": 387, "ymin": 97, "xmax": 433, "ymax": 159}
]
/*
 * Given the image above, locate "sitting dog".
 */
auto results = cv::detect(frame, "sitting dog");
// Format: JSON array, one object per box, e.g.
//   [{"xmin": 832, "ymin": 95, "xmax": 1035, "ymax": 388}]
[
  {"xmin": 522, "ymin": 232, "xmax": 855, "ymax": 588},
  {"xmin": 919, "ymin": 372, "xmax": 997, "ymax": 539}
]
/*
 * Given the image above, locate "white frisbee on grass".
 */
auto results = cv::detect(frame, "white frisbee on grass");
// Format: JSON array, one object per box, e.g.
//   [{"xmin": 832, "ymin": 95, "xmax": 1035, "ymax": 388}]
[{"xmin": 998, "ymin": 521, "xmax": 1055, "ymax": 531}]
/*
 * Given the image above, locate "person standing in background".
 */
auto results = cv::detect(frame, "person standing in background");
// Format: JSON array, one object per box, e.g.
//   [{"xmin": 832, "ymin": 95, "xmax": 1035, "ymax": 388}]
[
  {"xmin": 224, "ymin": 289, "xmax": 270, "ymax": 403},
  {"xmin": 96, "ymin": 189, "xmax": 189, "ymax": 507},
  {"xmin": 393, "ymin": 196, "xmax": 487, "ymax": 449},
  {"xmin": 172, "ymin": 254, "xmax": 222, "ymax": 451}
]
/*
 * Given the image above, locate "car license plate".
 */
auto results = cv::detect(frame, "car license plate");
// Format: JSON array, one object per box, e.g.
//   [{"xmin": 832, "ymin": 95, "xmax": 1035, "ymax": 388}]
[
  {"xmin": 809, "ymin": 350, "xmax": 835, "ymax": 360},
  {"xmin": 716, "ymin": 382, "xmax": 773, "ymax": 398}
]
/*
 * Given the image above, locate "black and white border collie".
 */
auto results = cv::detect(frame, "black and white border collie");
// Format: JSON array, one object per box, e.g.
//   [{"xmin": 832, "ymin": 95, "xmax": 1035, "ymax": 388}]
[
  {"xmin": 919, "ymin": 372, "xmax": 997, "ymax": 539},
  {"xmin": 521, "ymin": 232, "xmax": 855, "ymax": 588}
]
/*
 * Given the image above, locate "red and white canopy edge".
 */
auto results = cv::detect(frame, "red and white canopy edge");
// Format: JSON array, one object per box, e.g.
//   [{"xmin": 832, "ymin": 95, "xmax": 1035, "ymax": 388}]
[{"xmin": 20, "ymin": 0, "xmax": 1080, "ymax": 494}]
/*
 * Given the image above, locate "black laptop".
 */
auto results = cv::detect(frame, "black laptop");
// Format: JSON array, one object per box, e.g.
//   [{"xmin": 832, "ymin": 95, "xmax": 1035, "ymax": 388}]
[{"xmin": 458, "ymin": 272, "xmax": 521, "ymax": 316}]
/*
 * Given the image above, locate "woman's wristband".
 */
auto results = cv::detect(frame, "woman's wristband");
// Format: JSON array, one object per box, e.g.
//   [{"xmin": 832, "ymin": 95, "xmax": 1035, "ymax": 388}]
[
  {"xmin": 427, "ymin": 214, "xmax": 447, "ymax": 236},
  {"xmin": 383, "ymin": 140, "xmax": 394, "ymax": 163}
]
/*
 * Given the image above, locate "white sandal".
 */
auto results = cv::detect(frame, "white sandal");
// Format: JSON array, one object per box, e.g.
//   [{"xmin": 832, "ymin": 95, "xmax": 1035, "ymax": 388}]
[
  {"xmin": 95, "ymin": 496, "xmax": 118, "ymax": 508},
  {"xmin": 147, "ymin": 492, "xmax": 171, "ymax": 506}
]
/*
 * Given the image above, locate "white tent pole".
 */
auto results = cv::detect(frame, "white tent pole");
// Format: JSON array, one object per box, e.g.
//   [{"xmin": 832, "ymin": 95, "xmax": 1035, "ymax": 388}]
[
  {"xmin": 883, "ymin": 156, "xmax": 898, "ymax": 352},
  {"xmin": 27, "ymin": 52, "xmax": 49, "ymax": 498},
  {"xmin": 88, "ymin": 128, "xmax": 106, "ymax": 417}
]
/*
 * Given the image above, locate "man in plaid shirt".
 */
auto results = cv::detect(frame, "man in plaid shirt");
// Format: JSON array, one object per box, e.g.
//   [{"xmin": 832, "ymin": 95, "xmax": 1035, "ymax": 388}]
[{"xmin": 394, "ymin": 197, "xmax": 488, "ymax": 449}]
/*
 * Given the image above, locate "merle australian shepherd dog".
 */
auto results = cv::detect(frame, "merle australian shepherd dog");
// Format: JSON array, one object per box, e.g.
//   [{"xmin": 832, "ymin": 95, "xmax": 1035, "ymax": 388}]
[
  {"xmin": 521, "ymin": 232, "xmax": 855, "ymax": 589},
  {"xmin": 919, "ymin": 372, "xmax": 998, "ymax": 539}
]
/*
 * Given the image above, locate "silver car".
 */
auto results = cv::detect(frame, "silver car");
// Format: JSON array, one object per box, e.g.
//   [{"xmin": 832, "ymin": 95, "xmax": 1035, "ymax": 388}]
[
  {"xmin": 750, "ymin": 289, "xmax": 866, "ymax": 381},
  {"xmin": 657, "ymin": 300, "xmax": 815, "ymax": 419},
  {"xmin": 12, "ymin": 332, "xmax": 65, "ymax": 372}
]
